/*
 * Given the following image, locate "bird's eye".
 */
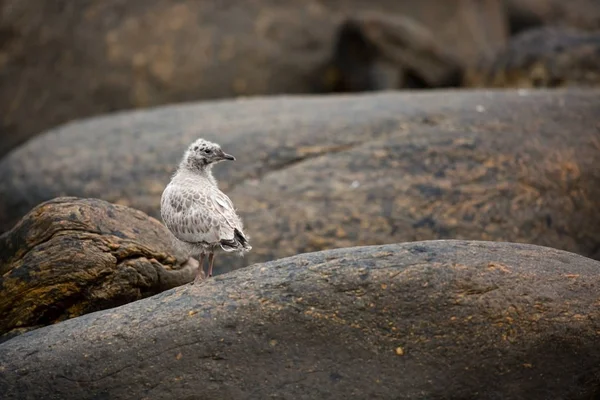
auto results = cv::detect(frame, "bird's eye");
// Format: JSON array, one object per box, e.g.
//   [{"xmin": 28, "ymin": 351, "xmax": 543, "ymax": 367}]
[
  {"xmin": 194, "ymin": 146, "xmax": 199, "ymax": 151},
  {"xmin": 204, "ymin": 149, "xmax": 212, "ymax": 154}
]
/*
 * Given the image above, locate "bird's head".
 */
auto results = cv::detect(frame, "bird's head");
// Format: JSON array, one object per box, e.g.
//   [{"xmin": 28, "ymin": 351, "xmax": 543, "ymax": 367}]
[{"xmin": 182, "ymin": 138, "xmax": 235, "ymax": 170}]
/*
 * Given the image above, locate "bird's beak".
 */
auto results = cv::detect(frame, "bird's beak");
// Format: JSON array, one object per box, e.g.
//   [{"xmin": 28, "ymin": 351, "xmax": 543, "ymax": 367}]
[{"xmin": 222, "ymin": 152, "xmax": 236, "ymax": 161}]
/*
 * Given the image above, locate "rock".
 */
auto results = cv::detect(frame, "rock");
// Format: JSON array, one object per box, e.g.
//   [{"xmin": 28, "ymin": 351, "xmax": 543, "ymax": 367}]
[
  {"xmin": 0, "ymin": 0, "xmax": 507, "ymax": 158},
  {"xmin": 1, "ymin": 89, "xmax": 599, "ymax": 274},
  {"xmin": 504, "ymin": 0, "xmax": 600, "ymax": 34},
  {"xmin": 0, "ymin": 240, "xmax": 599, "ymax": 399},
  {"xmin": 315, "ymin": 12, "xmax": 463, "ymax": 92},
  {"xmin": 0, "ymin": 197, "xmax": 197, "ymax": 342},
  {"xmin": 466, "ymin": 27, "xmax": 600, "ymax": 88}
]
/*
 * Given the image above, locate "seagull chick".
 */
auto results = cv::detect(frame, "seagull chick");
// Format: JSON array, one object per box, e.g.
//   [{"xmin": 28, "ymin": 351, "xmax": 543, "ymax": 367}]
[{"xmin": 160, "ymin": 138, "xmax": 251, "ymax": 283}]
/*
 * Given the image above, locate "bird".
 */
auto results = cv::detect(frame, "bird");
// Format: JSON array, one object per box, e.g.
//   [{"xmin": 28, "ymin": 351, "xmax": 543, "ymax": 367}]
[{"xmin": 160, "ymin": 138, "xmax": 251, "ymax": 283}]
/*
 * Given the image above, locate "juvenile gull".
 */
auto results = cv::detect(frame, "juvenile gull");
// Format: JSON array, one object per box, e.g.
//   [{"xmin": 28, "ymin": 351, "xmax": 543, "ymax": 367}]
[{"xmin": 160, "ymin": 138, "xmax": 251, "ymax": 282}]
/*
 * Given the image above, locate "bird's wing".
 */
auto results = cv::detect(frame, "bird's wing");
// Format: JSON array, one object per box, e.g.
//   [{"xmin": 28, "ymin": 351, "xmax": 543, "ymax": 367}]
[
  {"xmin": 207, "ymin": 186, "xmax": 244, "ymax": 231},
  {"xmin": 161, "ymin": 184, "xmax": 241, "ymax": 244}
]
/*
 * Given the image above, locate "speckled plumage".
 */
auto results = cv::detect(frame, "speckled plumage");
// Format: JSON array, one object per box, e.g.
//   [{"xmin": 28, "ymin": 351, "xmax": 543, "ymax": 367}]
[{"xmin": 160, "ymin": 138, "xmax": 251, "ymax": 281}]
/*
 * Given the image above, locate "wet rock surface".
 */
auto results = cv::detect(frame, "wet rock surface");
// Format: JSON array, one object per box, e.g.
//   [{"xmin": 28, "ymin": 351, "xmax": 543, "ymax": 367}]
[
  {"xmin": 1, "ymin": 90, "xmax": 598, "ymax": 274},
  {"xmin": 0, "ymin": 197, "xmax": 197, "ymax": 342},
  {"xmin": 0, "ymin": 240, "xmax": 599, "ymax": 399}
]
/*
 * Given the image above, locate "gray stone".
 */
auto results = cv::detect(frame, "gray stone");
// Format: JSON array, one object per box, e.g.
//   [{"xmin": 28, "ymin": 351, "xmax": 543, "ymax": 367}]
[
  {"xmin": 466, "ymin": 27, "xmax": 600, "ymax": 88},
  {"xmin": 1, "ymin": 90, "xmax": 598, "ymax": 275},
  {"xmin": 504, "ymin": 0, "xmax": 600, "ymax": 34},
  {"xmin": 0, "ymin": 0, "xmax": 507, "ymax": 157},
  {"xmin": 0, "ymin": 240, "xmax": 598, "ymax": 399}
]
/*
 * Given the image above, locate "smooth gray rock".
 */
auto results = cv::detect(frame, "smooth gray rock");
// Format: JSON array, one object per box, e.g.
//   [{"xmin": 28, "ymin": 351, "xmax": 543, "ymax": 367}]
[
  {"xmin": 0, "ymin": 240, "xmax": 599, "ymax": 399},
  {"xmin": 1, "ymin": 89, "xmax": 599, "ymax": 275}
]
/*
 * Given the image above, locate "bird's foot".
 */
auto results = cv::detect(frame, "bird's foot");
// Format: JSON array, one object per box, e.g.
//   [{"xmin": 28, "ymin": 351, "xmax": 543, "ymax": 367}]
[{"xmin": 189, "ymin": 253, "xmax": 207, "ymax": 285}]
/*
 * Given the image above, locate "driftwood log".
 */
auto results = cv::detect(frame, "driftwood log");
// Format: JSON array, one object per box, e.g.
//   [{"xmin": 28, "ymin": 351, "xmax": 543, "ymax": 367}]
[
  {"xmin": 0, "ymin": 197, "xmax": 197, "ymax": 342},
  {"xmin": 0, "ymin": 240, "xmax": 598, "ymax": 399}
]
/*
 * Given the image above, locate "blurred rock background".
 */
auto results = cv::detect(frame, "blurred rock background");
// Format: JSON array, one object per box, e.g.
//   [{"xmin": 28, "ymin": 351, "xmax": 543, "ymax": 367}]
[{"xmin": 1, "ymin": 0, "xmax": 599, "ymax": 158}]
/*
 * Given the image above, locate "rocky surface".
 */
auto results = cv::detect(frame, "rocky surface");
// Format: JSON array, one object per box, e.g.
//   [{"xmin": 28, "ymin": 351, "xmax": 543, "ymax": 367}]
[
  {"xmin": 316, "ymin": 12, "xmax": 463, "ymax": 92},
  {"xmin": 0, "ymin": 0, "xmax": 507, "ymax": 157},
  {"xmin": 0, "ymin": 197, "xmax": 197, "ymax": 342},
  {"xmin": 0, "ymin": 240, "xmax": 599, "ymax": 399},
  {"xmin": 1, "ymin": 89, "xmax": 598, "ymax": 275},
  {"xmin": 504, "ymin": 0, "xmax": 600, "ymax": 34},
  {"xmin": 466, "ymin": 27, "xmax": 600, "ymax": 88}
]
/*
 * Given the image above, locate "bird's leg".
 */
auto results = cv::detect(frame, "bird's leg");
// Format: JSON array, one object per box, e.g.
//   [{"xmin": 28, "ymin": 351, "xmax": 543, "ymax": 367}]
[
  {"xmin": 192, "ymin": 253, "xmax": 206, "ymax": 284},
  {"xmin": 207, "ymin": 252, "xmax": 215, "ymax": 278}
]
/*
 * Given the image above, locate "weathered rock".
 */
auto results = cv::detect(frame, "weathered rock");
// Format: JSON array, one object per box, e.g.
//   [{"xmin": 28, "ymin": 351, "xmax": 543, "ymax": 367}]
[
  {"xmin": 315, "ymin": 12, "xmax": 464, "ymax": 92},
  {"xmin": 466, "ymin": 27, "xmax": 600, "ymax": 88},
  {"xmin": 0, "ymin": 197, "xmax": 197, "ymax": 342},
  {"xmin": 0, "ymin": 0, "xmax": 507, "ymax": 158},
  {"xmin": 0, "ymin": 240, "xmax": 599, "ymax": 399},
  {"xmin": 1, "ymin": 90, "xmax": 599, "ymax": 275},
  {"xmin": 504, "ymin": 0, "xmax": 600, "ymax": 34}
]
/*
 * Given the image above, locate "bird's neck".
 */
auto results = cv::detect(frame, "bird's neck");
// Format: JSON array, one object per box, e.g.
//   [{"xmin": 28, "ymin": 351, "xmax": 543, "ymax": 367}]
[{"xmin": 176, "ymin": 163, "xmax": 217, "ymax": 187}]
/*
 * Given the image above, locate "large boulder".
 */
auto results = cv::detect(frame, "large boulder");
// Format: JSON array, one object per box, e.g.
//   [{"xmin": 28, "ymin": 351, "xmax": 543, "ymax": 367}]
[
  {"xmin": 0, "ymin": 0, "xmax": 507, "ymax": 157},
  {"xmin": 0, "ymin": 197, "xmax": 197, "ymax": 342},
  {"xmin": 504, "ymin": 0, "xmax": 600, "ymax": 34},
  {"xmin": 314, "ymin": 11, "xmax": 464, "ymax": 92},
  {"xmin": 466, "ymin": 27, "xmax": 600, "ymax": 88},
  {"xmin": 0, "ymin": 240, "xmax": 599, "ymax": 399},
  {"xmin": 0, "ymin": 89, "xmax": 598, "ymax": 274}
]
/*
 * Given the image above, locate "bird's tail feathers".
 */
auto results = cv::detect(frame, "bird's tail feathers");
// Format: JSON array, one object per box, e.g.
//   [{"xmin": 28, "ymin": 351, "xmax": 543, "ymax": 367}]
[{"xmin": 219, "ymin": 229, "xmax": 251, "ymax": 254}]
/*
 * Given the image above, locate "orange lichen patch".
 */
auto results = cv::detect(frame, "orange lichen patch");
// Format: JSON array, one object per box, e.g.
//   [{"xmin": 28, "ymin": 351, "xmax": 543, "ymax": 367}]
[
  {"xmin": 335, "ymin": 227, "xmax": 347, "ymax": 238},
  {"xmin": 372, "ymin": 149, "xmax": 389, "ymax": 159},
  {"xmin": 306, "ymin": 234, "xmax": 331, "ymax": 250},
  {"xmin": 371, "ymin": 252, "xmax": 394, "ymax": 258},
  {"xmin": 488, "ymin": 262, "xmax": 511, "ymax": 273},
  {"xmin": 258, "ymin": 298, "xmax": 288, "ymax": 313},
  {"xmin": 66, "ymin": 302, "xmax": 88, "ymax": 319},
  {"xmin": 304, "ymin": 307, "xmax": 347, "ymax": 325},
  {"xmin": 451, "ymin": 263, "xmax": 470, "ymax": 270}
]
